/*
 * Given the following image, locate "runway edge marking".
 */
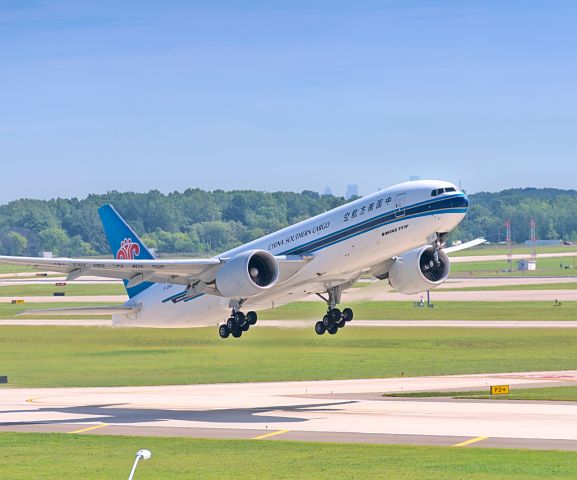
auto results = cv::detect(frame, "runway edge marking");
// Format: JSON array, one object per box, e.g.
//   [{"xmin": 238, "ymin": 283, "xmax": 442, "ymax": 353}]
[
  {"xmin": 252, "ymin": 429, "xmax": 290, "ymax": 440},
  {"xmin": 68, "ymin": 423, "xmax": 109, "ymax": 435},
  {"xmin": 453, "ymin": 436, "xmax": 489, "ymax": 447}
]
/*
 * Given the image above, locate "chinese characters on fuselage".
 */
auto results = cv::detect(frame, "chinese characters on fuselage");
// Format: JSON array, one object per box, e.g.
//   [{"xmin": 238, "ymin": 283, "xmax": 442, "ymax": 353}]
[{"xmin": 343, "ymin": 195, "xmax": 392, "ymax": 222}]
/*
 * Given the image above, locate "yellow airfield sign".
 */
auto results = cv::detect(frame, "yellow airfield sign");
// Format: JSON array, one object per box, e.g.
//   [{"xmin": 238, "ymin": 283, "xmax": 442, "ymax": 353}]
[{"xmin": 490, "ymin": 385, "xmax": 510, "ymax": 395}]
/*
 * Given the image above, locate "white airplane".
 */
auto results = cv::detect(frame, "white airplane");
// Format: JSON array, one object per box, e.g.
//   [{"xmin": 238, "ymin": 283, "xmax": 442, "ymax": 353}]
[{"xmin": 0, "ymin": 180, "xmax": 482, "ymax": 338}]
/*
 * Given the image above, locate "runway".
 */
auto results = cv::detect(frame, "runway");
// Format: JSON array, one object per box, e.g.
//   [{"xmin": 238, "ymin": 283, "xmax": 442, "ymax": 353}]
[{"xmin": 3, "ymin": 371, "xmax": 577, "ymax": 450}]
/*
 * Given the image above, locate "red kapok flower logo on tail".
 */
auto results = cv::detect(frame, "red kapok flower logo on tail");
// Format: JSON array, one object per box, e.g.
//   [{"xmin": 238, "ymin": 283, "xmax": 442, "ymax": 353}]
[{"xmin": 116, "ymin": 238, "xmax": 141, "ymax": 260}]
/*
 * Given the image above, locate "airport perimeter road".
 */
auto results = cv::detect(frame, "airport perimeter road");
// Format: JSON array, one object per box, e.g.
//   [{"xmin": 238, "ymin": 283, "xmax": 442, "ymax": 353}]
[
  {"xmin": 343, "ymin": 288, "xmax": 577, "ymax": 302},
  {"xmin": 3, "ymin": 371, "xmax": 577, "ymax": 450}
]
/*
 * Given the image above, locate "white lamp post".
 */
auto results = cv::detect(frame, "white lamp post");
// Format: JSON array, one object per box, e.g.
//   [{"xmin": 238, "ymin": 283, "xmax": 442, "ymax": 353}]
[{"xmin": 128, "ymin": 449, "xmax": 151, "ymax": 480}]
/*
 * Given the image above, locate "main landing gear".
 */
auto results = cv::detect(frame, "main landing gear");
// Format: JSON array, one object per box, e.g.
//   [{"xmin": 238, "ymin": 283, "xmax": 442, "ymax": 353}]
[
  {"xmin": 314, "ymin": 286, "xmax": 354, "ymax": 335},
  {"xmin": 314, "ymin": 307, "xmax": 353, "ymax": 335},
  {"xmin": 218, "ymin": 310, "xmax": 257, "ymax": 339}
]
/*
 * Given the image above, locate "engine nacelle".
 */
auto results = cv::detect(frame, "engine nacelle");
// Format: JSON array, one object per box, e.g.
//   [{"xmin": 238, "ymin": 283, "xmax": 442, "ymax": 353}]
[
  {"xmin": 216, "ymin": 250, "xmax": 279, "ymax": 298},
  {"xmin": 389, "ymin": 245, "xmax": 450, "ymax": 295}
]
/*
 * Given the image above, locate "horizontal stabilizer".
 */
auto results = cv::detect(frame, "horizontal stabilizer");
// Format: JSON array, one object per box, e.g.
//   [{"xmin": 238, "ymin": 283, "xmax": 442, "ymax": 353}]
[{"xmin": 16, "ymin": 305, "xmax": 140, "ymax": 317}]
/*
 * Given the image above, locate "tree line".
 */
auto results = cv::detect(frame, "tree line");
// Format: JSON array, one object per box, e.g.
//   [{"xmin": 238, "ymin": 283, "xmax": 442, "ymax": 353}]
[{"xmin": 1, "ymin": 187, "xmax": 576, "ymax": 257}]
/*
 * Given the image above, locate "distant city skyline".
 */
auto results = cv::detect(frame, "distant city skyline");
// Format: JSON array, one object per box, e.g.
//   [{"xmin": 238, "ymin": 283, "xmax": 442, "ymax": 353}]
[{"xmin": 1, "ymin": 1, "xmax": 576, "ymax": 204}]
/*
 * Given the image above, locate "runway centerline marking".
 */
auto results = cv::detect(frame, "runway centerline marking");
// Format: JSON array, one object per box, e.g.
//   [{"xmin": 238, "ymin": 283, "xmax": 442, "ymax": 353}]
[
  {"xmin": 453, "ymin": 436, "xmax": 489, "ymax": 447},
  {"xmin": 252, "ymin": 429, "xmax": 290, "ymax": 440},
  {"xmin": 68, "ymin": 423, "xmax": 109, "ymax": 434}
]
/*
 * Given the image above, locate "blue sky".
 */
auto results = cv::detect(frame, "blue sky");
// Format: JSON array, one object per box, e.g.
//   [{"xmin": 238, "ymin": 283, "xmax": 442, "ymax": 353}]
[{"xmin": 1, "ymin": 0, "xmax": 576, "ymax": 202}]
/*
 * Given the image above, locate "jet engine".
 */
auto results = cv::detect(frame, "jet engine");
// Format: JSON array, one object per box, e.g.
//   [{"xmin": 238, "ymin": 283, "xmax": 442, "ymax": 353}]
[
  {"xmin": 388, "ymin": 245, "xmax": 450, "ymax": 295},
  {"xmin": 216, "ymin": 250, "xmax": 279, "ymax": 298}
]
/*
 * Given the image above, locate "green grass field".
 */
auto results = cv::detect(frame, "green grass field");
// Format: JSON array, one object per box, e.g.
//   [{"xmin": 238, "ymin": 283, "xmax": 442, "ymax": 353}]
[
  {"xmin": 258, "ymin": 301, "xmax": 577, "ymax": 320},
  {"xmin": 7, "ymin": 301, "xmax": 576, "ymax": 322},
  {"xmin": 0, "ymin": 283, "xmax": 126, "ymax": 297},
  {"xmin": 451, "ymin": 256, "xmax": 577, "ymax": 277},
  {"xmin": 388, "ymin": 386, "xmax": 577, "ymax": 401},
  {"xmin": 0, "ymin": 264, "xmax": 35, "ymax": 274},
  {"xmin": 449, "ymin": 244, "xmax": 577, "ymax": 257},
  {"xmin": 2, "ymin": 433, "xmax": 576, "ymax": 480},
  {"xmin": 2, "ymin": 326, "xmax": 577, "ymax": 387}
]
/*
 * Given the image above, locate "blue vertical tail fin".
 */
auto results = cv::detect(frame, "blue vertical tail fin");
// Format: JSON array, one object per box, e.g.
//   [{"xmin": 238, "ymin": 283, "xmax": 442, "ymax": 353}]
[{"xmin": 98, "ymin": 204, "xmax": 156, "ymax": 299}]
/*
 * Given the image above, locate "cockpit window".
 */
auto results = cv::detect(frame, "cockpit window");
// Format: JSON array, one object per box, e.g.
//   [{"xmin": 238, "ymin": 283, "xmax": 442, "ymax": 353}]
[{"xmin": 432, "ymin": 187, "xmax": 456, "ymax": 197}]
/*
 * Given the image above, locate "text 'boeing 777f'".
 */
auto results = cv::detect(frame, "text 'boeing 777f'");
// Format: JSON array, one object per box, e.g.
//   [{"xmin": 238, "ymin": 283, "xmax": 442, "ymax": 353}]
[{"xmin": 0, "ymin": 180, "xmax": 482, "ymax": 338}]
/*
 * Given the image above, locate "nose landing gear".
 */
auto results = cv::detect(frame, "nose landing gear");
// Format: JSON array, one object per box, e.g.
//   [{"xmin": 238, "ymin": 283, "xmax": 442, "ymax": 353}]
[{"xmin": 219, "ymin": 310, "xmax": 257, "ymax": 339}]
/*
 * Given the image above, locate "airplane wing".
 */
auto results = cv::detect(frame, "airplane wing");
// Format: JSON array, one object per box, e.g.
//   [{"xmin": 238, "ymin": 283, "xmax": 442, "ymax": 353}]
[
  {"xmin": 0, "ymin": 204, "xmax": 313, "ymax": 299},
  {"xmin": 443, "ymin": 237, "xmax": 487, "ymax": 254},
  {"xmin": 0, "ymin": 254, "xmax": 311, "ymax": 290},
  {"xmin": 0, "ymin": 255, "xmax": 222, "ymax": 286}
]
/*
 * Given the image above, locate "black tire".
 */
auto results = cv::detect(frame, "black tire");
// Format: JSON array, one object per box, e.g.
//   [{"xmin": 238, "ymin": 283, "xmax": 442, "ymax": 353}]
[
  {"xmin": 218, "ymin": 324, "xmax": 230, "ymax": 338},
  {"xmin": 241, "ymin": 322, "xmax": 250, "ymax": 332},
  {"xmin": 247, "ymin": 311, "xmax": 257, "ymax": 326},
  {"xmin": 330, "ymin": 308, "xmax": 341, "ymax": 323},
  {"xmin": 322, "ymin": 314, "xmax": 332, "ymax": 327},
  {"xmin": 234, "ymin": 311, "xmax": 245, "ymax": 325},
  {"xmin": 226, "ymin": 317, "xmax": 235, "ymax": 330},
  {"xmin": 342, "ymin": 307, "xmax": 354, "ymax": 322},
  {"xmin": 327, "ymin": 324, "xmax": 339, "ymax": 335},
  {"xmin": 337, "ymin": 319, "xmax": 346, "ymax": 328},
  {"xmin": 315, "ymin": 321, "xmax": 326, "ymax": 335},
  {"xmin": 232, "ymin": 327, "xmax": 242, "ymax": 338}
]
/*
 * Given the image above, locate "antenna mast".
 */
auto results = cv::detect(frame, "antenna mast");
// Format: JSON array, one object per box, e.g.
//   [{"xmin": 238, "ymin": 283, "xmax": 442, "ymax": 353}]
[
  {"xmin": 530, "ymin": 218, "xmax": 537, "ymax": 262},
  {"xmin": 505, "ymin": 219, "xmax": 512, "ymax": 269}
]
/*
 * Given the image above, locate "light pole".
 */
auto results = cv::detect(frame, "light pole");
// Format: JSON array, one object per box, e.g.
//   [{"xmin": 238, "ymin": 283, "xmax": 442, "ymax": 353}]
[{"xmin": 128, "ymin": 449, "xmax": 151, "ymax": 480}]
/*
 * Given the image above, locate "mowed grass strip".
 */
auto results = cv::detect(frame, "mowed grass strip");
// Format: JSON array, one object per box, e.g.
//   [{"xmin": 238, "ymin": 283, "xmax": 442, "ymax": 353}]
[
  {"xmin": 1, "ymin": 433, "xmax": 577, "ymax": 480},
  {"xmin": 0, "ymin": 264, "xmax": 35, "ymax": 274},
  {"xmin": 388, "ymin": 386, "xmax": 577, "ymax": 402},
  {"xmin": 258, "ymin": 301, "xmax": 577, "ymax": 320},
  {"xmin": 0, "ymin": 302, "xmax": 117, "ymax": 319},
  {"xmin": 451, "ymin": 256, "xmax": 577, "ymax": 277},
  {"xmin": 449, "ymin": 245, "xmax": 577, "ymax": 257},
  {"xmin": 0, "ymin": 283, "xmax": 126, "ymax": 297},
  {"xmin": 443, "ymin": 282, "xmax": 577, "ymax": 292},
  {"xmin": 3, "ymin": 326, "xmax": 577, "ymax": 387}
]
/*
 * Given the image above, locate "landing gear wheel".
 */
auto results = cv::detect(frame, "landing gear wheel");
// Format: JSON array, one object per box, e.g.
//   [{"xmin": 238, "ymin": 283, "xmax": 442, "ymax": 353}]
[
  {"xmin": 247, "ymin": 311, "xmax": 257, "ymax": 326},
  {"xmin": 232, "ymin": 327, "xmax": 242, "ymax": 338},
  {"xmin": 219, "ymin": 324, "xmax": 230, "ymax": 338},
  {"xmin": 329, "ymin": 308, "xmax": 341, "ymax": 323},
  {"xmin": 322, "ymin": 314, "xmax": 332, "ymax": 327},
  {"xmin": 337, "ymin": 319, "xmax": 346, "ymax": 328},
  {"xmin": 241, "ymin": 322, "xmax": 250, "ymax": 332},
  {"xmin": 226, "ymin": 317, "xmax": 235, "ymax": 331},
  {"xmin": 315, "ymin": 321, "xmax": 326, "ymax": 335},
  {"xmin": 342, "ymin": 308, "xmax": 353, "ymax": 322},
  {"xmin": 234, "ymin": 311, "xmax": 245, "ymax": 325},
  {"xmin": 327, "ymin": 324, "xmax": 339, "ymax": 335}
]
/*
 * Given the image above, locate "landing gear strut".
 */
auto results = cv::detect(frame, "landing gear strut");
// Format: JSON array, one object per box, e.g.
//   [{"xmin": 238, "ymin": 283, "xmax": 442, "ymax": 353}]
[
  {"xmin": 219, "ymin": 307, "xmax": 257, "ymax": 339},
  {"xmin": 314, "ymin": 286, "xmax": 354, "ymax": 336}
]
